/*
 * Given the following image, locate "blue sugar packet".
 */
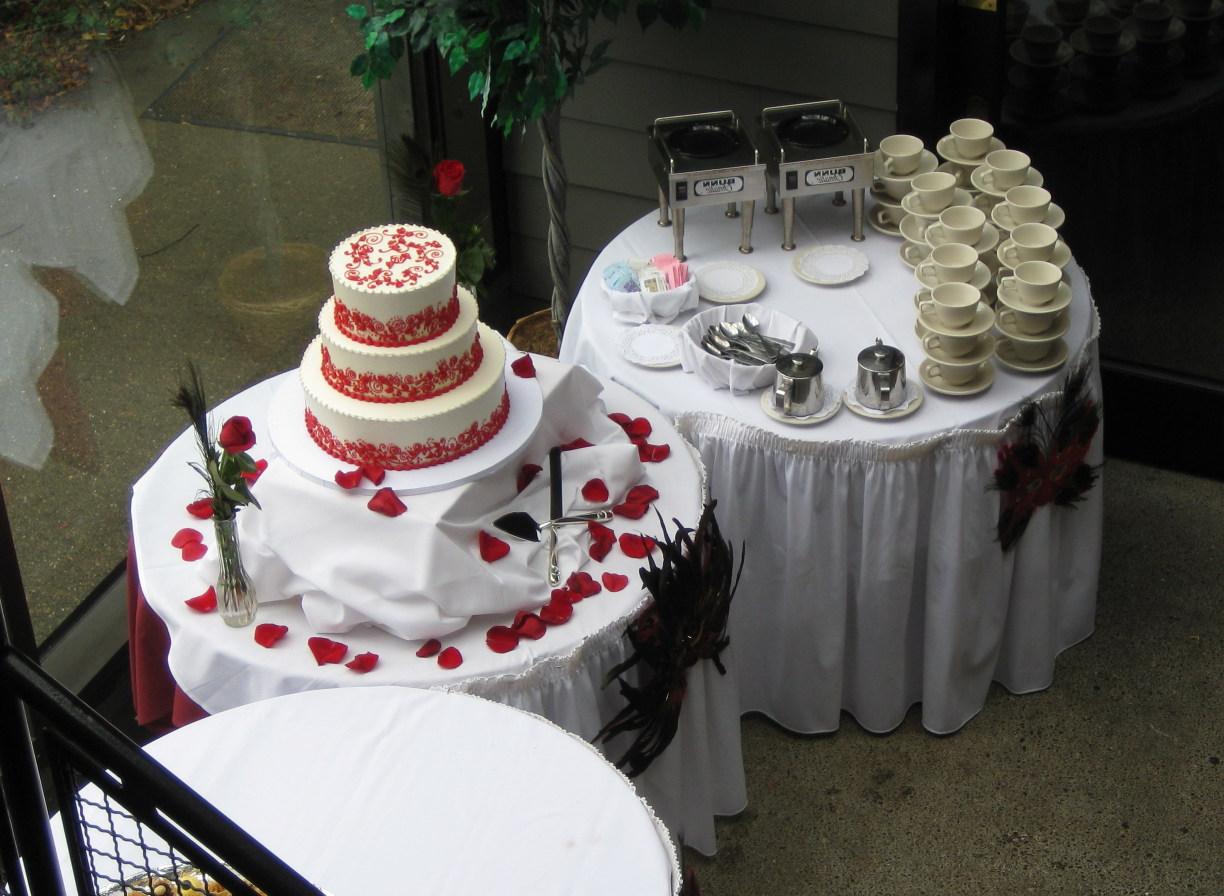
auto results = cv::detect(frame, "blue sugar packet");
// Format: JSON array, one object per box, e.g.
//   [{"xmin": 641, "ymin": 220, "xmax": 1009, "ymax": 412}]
[{"xmin": 602, "ymin": 262, "xmax": 639, "ymax": 292}]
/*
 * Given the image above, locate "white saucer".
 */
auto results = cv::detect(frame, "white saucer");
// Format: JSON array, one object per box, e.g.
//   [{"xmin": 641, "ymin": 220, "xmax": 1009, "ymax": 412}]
[
  {"xmin": 921, "ymin": 332, "xmax": 995, "ymax": 366},
  {"xmin": 873, "ymin": 148, "xmax": 939, "ymax": 185},
  {"xmin": 972, "ymin": 193, "xmax": 1001, "ymax": 216},
  {"xmin": 843, "ymin": 379, "xmax": 925, "ymax": 420},
  {"xmin": 793, "ymin": 245, "xmax": 870, "ymax": 285},
  {"xmin": 992, "ymin": 201, "xmax": 1066, "ymax": 232},
  {"xmin": 868, "ymin": 205, "xmax": 903, "ymax": 237},
  {"xmin": 901, "ymin": 188, "xmax": 974, "ymax": 220},
  {"xmin": 919, "ymin": 358, "xmax": 995, "ymax": 396},
  {"xmin": 620, "ymin": 324, "xmax": 684, "ymax": 367},
  {"xmin": 996, "ymin": 279, "xmax": 1072, "ymax": 315},
  {"xmin": 925, "ymin": 221, "xmax": 1001, "ymax": 256},
  {"xmin": 994, "ymin": 308, "xmax": 1070, "ymax": 343},
  {"xmin": 936, "ymin": 134, "xmax": 1006, "ymax": 167},
  {"xmin": 696, "ymin": 261, "xmax": 766, "ymax": 303},
  {"xmin": 917, "ymin": 302, "xmax": 996, "ymax": 338},
  {"xmin": 996, "ymin": 239, "xmax": 1073, "ymax": 271},
  {"xmin": 915, "ymin": 260, "xmax": 992, "ymax": 291},
  {"xmin": 898, "ymin": 214, "xmax": 928, "ymax": 245},
  {"xmin": 267, "ymin": 348, "xmax": 544, "ymax": 496},
  {"xmin": 994, "ymin": 337, "xmax": 1069, "ymax": 373},
  {"xmin": 970, "ymin": 164, "xmax": 1045, "ymax": 198},
  {"xmin": 759, "ymin": 386, "xmax": 842, "ymax": 426},
  {"xmin": 899, "ymin": 240, "xmax": 931, "ymax": 269}
]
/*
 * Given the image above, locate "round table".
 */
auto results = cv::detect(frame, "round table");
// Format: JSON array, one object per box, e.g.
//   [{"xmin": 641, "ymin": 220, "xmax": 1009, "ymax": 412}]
[
  {"xmin": 57, "ymin": 687, "xmax": 680, "ymax": 895},
  {"xmin": 561, "ymin": 201, "xmax": 1104, "ymax": 735},
  {"xmin": 128, "ymin": 356, "xmax": 744, "ymax": 854}
]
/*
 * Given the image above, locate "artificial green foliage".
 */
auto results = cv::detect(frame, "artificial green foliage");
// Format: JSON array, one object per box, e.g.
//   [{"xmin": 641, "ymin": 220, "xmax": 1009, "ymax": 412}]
[{"xmin": 348, "ymin": 0, "xmax": 710, "ymax": 135}]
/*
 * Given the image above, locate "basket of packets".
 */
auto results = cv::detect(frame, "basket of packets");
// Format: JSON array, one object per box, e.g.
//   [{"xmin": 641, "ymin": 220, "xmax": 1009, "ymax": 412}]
[{"xmin": 600, "ymin": 254, "xmax": 698, "ymax": 324}]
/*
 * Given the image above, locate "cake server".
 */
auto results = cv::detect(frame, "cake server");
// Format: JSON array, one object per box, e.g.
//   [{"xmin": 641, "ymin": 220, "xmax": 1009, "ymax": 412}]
[{"xmin": 492, "ymin": 510, "xmax": 614, "ymax": 542}]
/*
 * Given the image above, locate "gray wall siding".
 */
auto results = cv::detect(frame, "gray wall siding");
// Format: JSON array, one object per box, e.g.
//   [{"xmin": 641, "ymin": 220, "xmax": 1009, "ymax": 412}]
[{"xmin": 506, "ymin": 1, "xmax": 900, "ymax": 302}]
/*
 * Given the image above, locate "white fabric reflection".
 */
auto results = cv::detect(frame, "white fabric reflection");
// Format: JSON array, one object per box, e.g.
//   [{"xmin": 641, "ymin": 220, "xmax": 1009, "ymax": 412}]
[{"xmin": 0, "ymin": 54, "xmax": 151, "ymax": 467}]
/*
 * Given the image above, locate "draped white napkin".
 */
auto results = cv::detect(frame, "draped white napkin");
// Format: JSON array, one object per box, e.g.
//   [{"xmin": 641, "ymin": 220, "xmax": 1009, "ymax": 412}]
[
  {"xmin": 602, "ymin": 278, "xmax": 699, "ymax": 324},
  {"xmin": 228, "ymin": 363, "xmax": 648, "ymax": 640}
]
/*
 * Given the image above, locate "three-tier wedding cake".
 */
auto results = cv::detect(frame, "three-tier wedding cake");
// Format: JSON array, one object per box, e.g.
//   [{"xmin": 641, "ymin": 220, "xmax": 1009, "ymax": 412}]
[{"xmin": 299, "ymin": 225, "xmax": 510, "ymax": 469}]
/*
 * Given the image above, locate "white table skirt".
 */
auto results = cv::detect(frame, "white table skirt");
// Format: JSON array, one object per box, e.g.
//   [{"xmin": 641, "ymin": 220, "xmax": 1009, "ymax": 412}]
[
  {"xmin": 561, "ymin": 202, "xmax": 1103, "ymax": 734},
  {"xmin": 56, "ymin": 687, "xmax": 680, "ymax": 895},
  {"xmin": 130, "ymin": 358, "xmax": 745, "ymax": 854}
]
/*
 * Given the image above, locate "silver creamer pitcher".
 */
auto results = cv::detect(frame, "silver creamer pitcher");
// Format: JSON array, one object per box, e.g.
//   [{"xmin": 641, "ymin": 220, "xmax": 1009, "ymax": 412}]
[
  {"xmin": 856, "ymin": 338, "xmax": 906, "ymax": 410},
  {"xmin": 773, "ymin": 353, "xmax": 824, "ymax": 417}
]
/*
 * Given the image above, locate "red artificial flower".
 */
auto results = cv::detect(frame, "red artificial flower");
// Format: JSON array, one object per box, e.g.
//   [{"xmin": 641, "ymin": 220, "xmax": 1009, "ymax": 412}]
[
  {"xmin": 618, "ymin": 532, "xmax": 656, "ymax": 558},
  {"xmin": 581, "ymin": 478, "xmax": 609, "ymax": 503},
  {"xmin": 335, "ymin": 469, "xmax": 364, "ymax": 489},
  {"xmin": 517, "ymin": 463, "xmax": 542, "ymax": 493},
  {"xmin": 416, "ymin": 638, "xmax": 442, "ymax": 658},
  {"xmin": 186, "ymin": 498, "xmax": 214, "ymax": 519},
  {"xmin": 184, "ymin": 587, "xmax": 217, "ymax": 612},
  {"xmin": 511, "ymin": 355, "xmax": 536, "ymax": 378},
  {"xmin": 478, "ymin": 530, "xmax": 510, "ymax": 562},
  {"xmin": 601, "ymin": 572, "xmax": 630, "ymax": 592},
  {"xmin": 218, "ymin": 416, "xmax": 257, "ymax": 454},
  {"xmin": 346, "ymin": 652, "xmax": 379, "ymax": 673},
  {"xmin": 254, "ymin": 623, "xmax": 288, "ymax": 647},
  {"xmin": 181, "ymin": 542, "xmax": 208, "ymax": 562},
  {"xmin": 307, "ymin": 636, "xmax": 348, "ymax": 665},
  {"xmin": 432, "ymin": 159, "xmax": 466, "ymax": 197},
  {"xmin": 367, "ymin": 487, "xmax": 407, "ymax": 517},
  {"xmin": 240, "ymin": 458, "xmax": 268, "ymax": 484},
  {"xmin": 437, "ymin": 646, "xmax": 463, "ymax": 669},
  {"xmin": 486, "ymin": 625, "xmax": 520, "ymax": 654}
]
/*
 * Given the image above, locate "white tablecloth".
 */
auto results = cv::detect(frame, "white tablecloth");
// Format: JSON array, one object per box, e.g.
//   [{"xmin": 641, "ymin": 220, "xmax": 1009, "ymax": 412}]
[
  {"xmin": 130, "ymin": 357, "xmax": 744, "ymax": 854},
  {"xmin": 57, "ymin": 687, "xmax": 679, "ymax": 895},
  {"xmin": 561, "ymin": 202, "xmax": 1104, "ymax": 734}
]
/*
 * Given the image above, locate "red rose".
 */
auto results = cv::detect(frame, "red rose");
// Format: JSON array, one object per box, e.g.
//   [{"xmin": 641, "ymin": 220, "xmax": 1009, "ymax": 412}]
[
  {"xmin": 433, "ymin": 159, "xmax": 466, "ymax": 197},
  {"xmin": 218, "ymin": 416, "xmax": 256, "ymax": 454}
]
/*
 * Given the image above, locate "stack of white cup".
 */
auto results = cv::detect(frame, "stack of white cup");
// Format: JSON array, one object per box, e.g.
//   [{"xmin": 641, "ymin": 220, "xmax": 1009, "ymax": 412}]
[{"xmin": 913, "ymin": 242, "xmax": 997, "ymax": 394}]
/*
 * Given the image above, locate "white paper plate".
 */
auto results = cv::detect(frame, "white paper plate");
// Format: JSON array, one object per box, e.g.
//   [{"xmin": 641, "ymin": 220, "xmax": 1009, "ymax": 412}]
[
  {"xmin": 268, "ymin": 348, "xmax": 543, "ymax": 495},
  {"xmin": 620, "ymin": 324, "xmax": 683, "ymax": 368},
  {"xmin": 793, "ymin": 245, "xmax": 870, "ymax": 286},
  {"xmin": 695, "ymin": 261, "xmax": 766, "ymax": 303}
]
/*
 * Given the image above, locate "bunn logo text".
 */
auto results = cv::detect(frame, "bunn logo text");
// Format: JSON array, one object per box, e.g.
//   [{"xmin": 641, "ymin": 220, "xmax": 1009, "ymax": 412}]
[
  {"xmin": 805, "ymin": 166, "xmax": 854, "ymax": 186},
  {"xmin": 694, "ymin": 176, "xmax": 745, "ymax": 196}
]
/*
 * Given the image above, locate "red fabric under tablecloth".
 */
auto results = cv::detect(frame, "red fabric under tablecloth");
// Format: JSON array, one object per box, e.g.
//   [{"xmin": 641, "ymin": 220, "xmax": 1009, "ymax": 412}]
[{"xmin": 127, "ymin": 540, "xmax": 207, "ymax": 732}]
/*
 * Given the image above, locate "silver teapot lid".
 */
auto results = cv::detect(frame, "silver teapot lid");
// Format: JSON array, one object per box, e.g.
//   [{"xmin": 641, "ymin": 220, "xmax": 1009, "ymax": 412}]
[{"xmin": 857, "ymin": 338, "xmax": 904, "ymax": 372}]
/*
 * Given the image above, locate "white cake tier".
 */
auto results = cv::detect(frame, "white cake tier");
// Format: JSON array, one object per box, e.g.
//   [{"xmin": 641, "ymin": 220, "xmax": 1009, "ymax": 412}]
[
  {"xmin": 328, "ymin": 225, "xmax": 457, "ymax": 347},
  {"xmin": 319, "ymin": 286, "xmax": 482, "ymax": 403},
  {"xmin": 301, "ymin": 323, "xmax": 510, "ymax": 470}
]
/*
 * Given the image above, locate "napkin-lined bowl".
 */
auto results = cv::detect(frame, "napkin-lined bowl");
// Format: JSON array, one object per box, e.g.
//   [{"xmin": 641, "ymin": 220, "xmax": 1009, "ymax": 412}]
[{"xmin": 679, "ymin": 303, "xmax": 818, "ymax": 393}]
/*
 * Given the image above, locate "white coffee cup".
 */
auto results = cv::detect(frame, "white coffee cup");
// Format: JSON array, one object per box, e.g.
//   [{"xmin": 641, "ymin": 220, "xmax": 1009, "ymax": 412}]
[
  {"xmin": 950, "ymin": 118, "xmax": 995, "ymax": 159},
  {"xmin": 985, "ymin": 149, "xmax": 1031, "ymax": 190},
  {"xmin": 902, "ymin": 241, "xmax": 931, "ymax": 267},
  {"xmin": 1008, "ymin": 334, "xmax": 1059, "ymax": 362},
  {"xmin": 917, "ymin": 242, "xmax": 979, "ymax": 284},
  {"xmin": 919, "ymin": 282, "xmax": 981, "ymax": 328},
  {"xmin": 923, "ymin": 330, "xmax": 981, "ymax": 358},
  {"xmin": 879, "ymin": 134, "xmax": 924, "ymax": 175},
  {"xmin": 926, "ymin": 358, "xmax": 985, "ymax": 386},
  {"xmin": 874, "ymin": 202, "xmax": 904, "ymax": 226},
  {"xmin": 998, "ymin": 303, "xmax": 1060, "ymax": 335},
  {"xmin": 1000, "ymin": 259, "xmax": 1062, "ymax": 305},
  {"xmin": 1006, "ymin": 222, "xmax": 1060, "ymax": 264},
  {"xmin": 1005, "ymin": 185, "xmax": 1052, "ymax": 224},
  {"xmin": 911, "ymin": 171, "xmax": 958, "ymax": 213},
  {"xmin": 938, "ymin": 205, "xmax": 987, "ymax": 245}
]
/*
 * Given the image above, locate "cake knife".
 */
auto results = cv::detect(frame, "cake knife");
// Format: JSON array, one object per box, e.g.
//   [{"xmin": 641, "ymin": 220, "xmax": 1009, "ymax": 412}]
[{"xmin": 491, "ymin": 510, "xmax": 613, "ymax": 542}]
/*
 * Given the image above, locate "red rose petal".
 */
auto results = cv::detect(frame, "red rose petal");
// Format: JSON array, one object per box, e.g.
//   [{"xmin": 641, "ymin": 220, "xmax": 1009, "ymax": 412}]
[
  {"xmin": 514, "ymin": 613, "xmax": 546, "ymax": 640},
  {"xmin": 625, "ymin": 484, "xmax": 660, "ymax": 505},
  {"xmin": 416, "ymin": 638, "xmax": 442, "ymax": 658},
  {"xmin": 478, "ymin": 530, "xmax": 510, "ymax": 562},
  {"xmin": 551, "ymin": 587, "xmax": 580, "ymax": 605},
  {"xmin": 638, "ymin": 443, "xmax": 671, "ymax": 463},
  {"xmin": 619, "ymin": 533, "xmax": 656, "ymax": 559},
  {"xmin": 601, "ymin": 572, "xmax": 630, "ymax": 592},
  {"xmin": 438, "ymin": 646, "xmax": 463, "ymax": 669},
  {"xmin": 511, "ymin": 355, "xmax": 537, "ymax": 378},
  {"xmin": 346, "ymin": 652, "xmax": 379, "ymax": 673},
  {"xmin": 517, "ymin": 463, "xmax": 542, "ymax": 493},
  {"xmin": 253, "ymin": 623, "xmax": 288, "ymax": 647},
  {"xmin": 184, "ymin": 586, "xmax": 216, "ymax": 612},
  {"xmin": 626, "ymin": 417, "xmax": 653, "ymax": 439},
  {"xmin": 614, "ymin": 501, "xmax": 649, "ymax": 520},
  {"xmin": 581, "ymin": 478, "xmax": 609, "ymax": 503},
  {"xmin": 607, "ymin": 412, "xmax": 632, "ymax": 427},
  {"xmin": 367, "ymin": 487, "xmax": 407, "ymax": 517},
  {"xmin": 361, "ymin": 464, "xmax": 386, "ymax": 485},
  {"xmin": 559, "ymin": 438, "xmax": 593, "ymax": 452},
  {"xmin": 307, "ymin": 636, "xmax": 348, "ymax": 665},
  {"xmin": 334, "ymin": 468, "xmax": 363, "ymax": 489},
  {"xmin": 180, "ymin": 542, "xmax": 208, "ymax": 562},
  {"xmin": 241, "ymin": 458, "xmax": 268, "ymax": 484},
  {"xmin": 566, "ymin": 571, "xmax": 602, "ymax": 598},
  {"xmin": 171, "ymin": 527, "xmax": 203, "ymax": 548},
  {"xmin": 588, "ymin": 522, "xmax": 616, "ymax": 562},
  {"xmin": 486, "ymin": 625, "xmax": 520, "ymax": 653},
  {"xmin": 186, "ymin": 499, "xmax": 213, "ymax": 519},
  {"xmin": 539, "ymin": 598, "xmax": 573, "ymax": 625}
]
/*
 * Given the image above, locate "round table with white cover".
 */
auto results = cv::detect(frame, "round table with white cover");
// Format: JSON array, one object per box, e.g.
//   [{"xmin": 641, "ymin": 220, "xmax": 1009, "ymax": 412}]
[
  {"xmin": 56, "ymin": 687, "xmax": 680, "ymax": 895},
  {"xmin": 560, "ymin": 201, "xmax": 1104, "ymax": 735},
  {"xmin": 129, "ymin": 356, "xmax": 744, "ymax": 854}
]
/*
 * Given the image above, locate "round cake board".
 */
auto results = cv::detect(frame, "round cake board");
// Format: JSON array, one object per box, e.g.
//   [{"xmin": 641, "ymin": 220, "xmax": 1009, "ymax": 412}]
[{"xmin": 268, "ymin": 351, "xmax": 544, "ymax": 495}]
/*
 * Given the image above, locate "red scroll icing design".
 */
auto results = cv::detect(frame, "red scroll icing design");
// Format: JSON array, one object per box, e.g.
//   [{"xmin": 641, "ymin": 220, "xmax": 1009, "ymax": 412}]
[
  {"xmin": 304, "ymin": 389, "xmax": 510, "ymax": 470},
  {"xmin": 341, "ymin": 227, "xmax": 445, "ymax": 289},
  {"xmin": 321, "ymin": 336, "xmax": 483, "ymax": 403},
  {"xmin": 333, "ymin": 291, "xmax": 460, "ymax": 347}
]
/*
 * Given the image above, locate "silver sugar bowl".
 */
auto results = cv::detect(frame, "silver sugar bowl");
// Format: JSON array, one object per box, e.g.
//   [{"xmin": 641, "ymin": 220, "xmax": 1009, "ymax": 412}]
[{"xmin": 856, "ymin": 338, "xmax": 906, "ymax": 411}]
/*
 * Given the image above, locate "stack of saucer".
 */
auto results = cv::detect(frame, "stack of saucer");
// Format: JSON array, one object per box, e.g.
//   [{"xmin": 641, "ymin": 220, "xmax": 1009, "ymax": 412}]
[
  {"xmin": 869, "ymin": 134, "xmax": 937, "ymax": 237},
  {"xmin": 913, "ymin": 270, "xmax": 997, "ymax": 397},
  {"xmin": 1007, "ymin": 23, "xmax": 1073, "ymax": 120},
  {"xmin": 1130, "ymin": 1, "xmax": 1186, "ymax": 95},
  {"xmin": 1069, "ymin": 14, "xmax": 1135, "ymax": 110},
  {"xmin": 1174, "ymin": 0, "xmax": 1222, "ymax": 77}
]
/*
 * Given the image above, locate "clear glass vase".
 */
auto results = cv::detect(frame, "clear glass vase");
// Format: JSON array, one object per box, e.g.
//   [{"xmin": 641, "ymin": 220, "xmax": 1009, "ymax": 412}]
[{"xmin": 213, "ymin": 515, "xmax": 257, "ymax": 627}]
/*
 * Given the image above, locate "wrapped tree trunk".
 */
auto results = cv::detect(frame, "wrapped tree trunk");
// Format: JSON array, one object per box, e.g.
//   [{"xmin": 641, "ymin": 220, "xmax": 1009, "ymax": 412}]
[{"xmin": 538, "ymin": 109, "xmax": 571, "ymax": 341}]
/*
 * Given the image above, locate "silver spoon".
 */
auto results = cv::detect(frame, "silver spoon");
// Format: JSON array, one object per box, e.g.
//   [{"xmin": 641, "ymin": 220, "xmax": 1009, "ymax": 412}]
[
  {"xmin": 742, "ymin": 313, "xmax": 803, "ymax": 354},
  {"xmin": 707, "ymin": 332, "xmax": 770, "ymax": 364}
]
